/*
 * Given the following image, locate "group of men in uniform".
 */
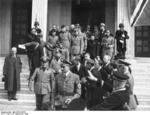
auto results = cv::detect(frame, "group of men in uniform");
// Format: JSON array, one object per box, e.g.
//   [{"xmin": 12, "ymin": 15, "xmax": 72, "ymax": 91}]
[{"xmin": 16, "ymin": 21, "xmax": 133, "ymax": 111}]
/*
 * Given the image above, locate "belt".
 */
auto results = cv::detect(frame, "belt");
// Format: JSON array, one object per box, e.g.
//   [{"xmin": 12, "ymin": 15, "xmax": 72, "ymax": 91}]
[{"xmin": 59, "ymin": 92, "xmax": 74, "ymax": 96}]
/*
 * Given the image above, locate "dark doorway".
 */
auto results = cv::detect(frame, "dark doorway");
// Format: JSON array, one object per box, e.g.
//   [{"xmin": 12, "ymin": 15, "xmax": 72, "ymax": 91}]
[
  {"xmin": 12, "ymin": 0, "xmax": 32, "ymax": 54},
  {"xmin": 135, "ymin": 26, "xmax": 150, "ymax": 57},
  {"xmin": 71, "ymin": 0, "xmax": 105, "ymax": 29}
]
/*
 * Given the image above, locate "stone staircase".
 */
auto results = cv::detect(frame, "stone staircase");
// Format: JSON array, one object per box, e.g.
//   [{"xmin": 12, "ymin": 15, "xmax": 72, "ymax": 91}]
[
  {"xmin": 0, "ymin": 56, "xmax": 150, "ymax": 111},
  {"xmin": 0, "ymin": 55, "xmax": 35, "ymax": 111},
  {"xmin": 128, "ymin": 58, "xmax": 150, "ymax": 111}
]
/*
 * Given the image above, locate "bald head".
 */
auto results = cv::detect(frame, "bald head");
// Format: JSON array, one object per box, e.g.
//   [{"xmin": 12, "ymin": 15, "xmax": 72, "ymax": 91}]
[
  {"xmin": 103, "ymin": 55, "xmax": 111, "ymax": 64},
  {"xmin": 11, "ymin": 47, "xmax": 17, "ymax": 56}
]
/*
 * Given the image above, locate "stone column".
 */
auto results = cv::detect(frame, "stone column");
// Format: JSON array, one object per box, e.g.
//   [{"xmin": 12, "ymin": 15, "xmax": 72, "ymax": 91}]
[
  {"xmin": 0, "ymin": 0, "xmax": 12, "ymax": 56},
  {"xmin": 116, "ymin": 0, "xmax": 135, "ymax": 58},
  {"xmin": 31, "ymin": 0, "xmax": 48, "ymax": 42}
]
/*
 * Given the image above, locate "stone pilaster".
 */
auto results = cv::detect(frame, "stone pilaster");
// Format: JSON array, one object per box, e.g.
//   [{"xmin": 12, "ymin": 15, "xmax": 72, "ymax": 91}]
[{"xmin": 116, "ymin": 0, "xmax": 135, "ymax": 58}]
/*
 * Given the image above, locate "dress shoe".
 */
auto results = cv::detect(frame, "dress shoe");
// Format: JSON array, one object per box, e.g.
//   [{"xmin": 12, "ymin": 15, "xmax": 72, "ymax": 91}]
[
  {"xmin": 8, "ymin": 97, "xmax": 12, "ymax": 101},
  {"xmin": 12, "ymin": 97, "xmax": 18, "ymax": 100}
]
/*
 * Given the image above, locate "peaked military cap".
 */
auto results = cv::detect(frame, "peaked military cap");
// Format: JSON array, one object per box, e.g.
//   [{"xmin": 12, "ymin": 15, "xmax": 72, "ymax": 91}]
[{"xmin": 118, "ymin": 59, "xmax": 131, "ymax": 66}]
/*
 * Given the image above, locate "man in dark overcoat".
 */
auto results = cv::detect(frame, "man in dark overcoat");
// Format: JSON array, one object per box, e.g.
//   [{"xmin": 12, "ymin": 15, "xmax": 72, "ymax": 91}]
[
  {"xmin": 3, "ymin": 47, "xmax": 22, "ymax": 101},
  {"xmin": 85, "ymin": 59, "xmax": 103, "ymax": 109},
  {"xmin": 115, "ymin": 23, "xmax": 129, "ymax": 59}
]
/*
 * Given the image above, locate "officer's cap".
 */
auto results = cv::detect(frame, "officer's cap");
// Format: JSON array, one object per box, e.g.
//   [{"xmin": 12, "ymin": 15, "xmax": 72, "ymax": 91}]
[
  {"xmin": 113, "ymin": 70, "xmax": 129, "ymax": 81},
  {"xmin": 61, "ymin": 59, "xmax": 72, "ymax": 67},
  {"xmin": 40, "ymin": 56, "xmax": 50, "ymax": 63},
  {"xmin": 117, "ymin": 59, "xmax": 131, "ymax": 66}
]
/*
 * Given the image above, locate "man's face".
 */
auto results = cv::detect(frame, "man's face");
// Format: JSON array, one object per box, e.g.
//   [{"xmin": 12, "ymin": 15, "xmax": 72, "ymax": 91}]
[
  {"xmin": 61, "ymin": 27, "xmax": 66, "ymax": 33},
  {"xmin": 105, "ymin": 30, "xmax": 110, "ymax": 36},
  {"xmin": 11, "ymin": 48, "xmax": 17, "ymax": 55},
  {"xmin": 103, "ymin": 55, "xmax": 110, "ymax": 64},
  {"xmin": 100, "ymin": 26, "xmax": 105, "ymax": 31},
  {"xmin": 52, "ymin": 31, "xmax": 56, "ymax": 36},
  {"xmin": 120, "ymin": 27, "xmax": 124, "ymax": 31},
  {"xmin": 61, "ymin": 65, "xmax": 69, "ymax": 73},
  {"xmin": 52, "ymin": 25, "xmax": 57, "ymax": 30},
  {"xmin": 117, "ymin": 65, "xmax": 128, "ymax": 74},
  {"xmin": 85, "ymin": 54, "xmax": 90, "ymax": 60},
  {"xmin": 41, "ymin": 62, "xmax": 48, "ymax": 69}
]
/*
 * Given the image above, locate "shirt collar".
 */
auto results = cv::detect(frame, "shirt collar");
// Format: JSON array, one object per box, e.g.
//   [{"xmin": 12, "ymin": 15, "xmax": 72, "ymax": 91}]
[
  {"xmin": 66, "ymin": 70, "xmax": 71, "ymax": 77},
  {"xmin": 90, "ymin": 66, "xmax": 95, "ymax": 71},
  {"xmin": 112, "ymin": 88, "xmax": 126, "ymax": 93}
]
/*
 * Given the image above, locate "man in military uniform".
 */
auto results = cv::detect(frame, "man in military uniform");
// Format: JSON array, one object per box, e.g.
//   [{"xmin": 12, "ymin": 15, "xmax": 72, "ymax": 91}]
[
  {"xmin": 90, "ymin": 63, "xmax": 130, "ymax": 110},
  {"xmin": 59, "ymin": 25, "xmax": 71, "ymax": 61},
  {"xmin": 46, "ymin": 29, "xmax": 59, "ymax": 60},
  {"xmin": 115, "ymin": 23, "xmax": 129, "ymax": 59},
  {"xmin": 70, "ymin": 28, "xmax": 84, "ymax": 60},
  {"xmin": 29, "ymin": 56, "xmax": 55, "ymax": 110},
  {"xmin": 55, "ymin": 60, "xmax": 81, "ymax": 110},
  {"xmin": 50, "ymin": 50, "xmax": 63, "ymax": 75},
  {"xmin": 101, "ymin": 30, "xmax": 115, "ymax": 59}
]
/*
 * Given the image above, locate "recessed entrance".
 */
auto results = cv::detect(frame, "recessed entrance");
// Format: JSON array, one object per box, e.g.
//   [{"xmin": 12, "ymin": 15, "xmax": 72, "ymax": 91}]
[
  {"xmin": 71, "ymin": 0, "xmax": 105, "ymax": 29},
  {"xmin": 12, "ymin": 0, "xmax": 32, "ymax": 54}
]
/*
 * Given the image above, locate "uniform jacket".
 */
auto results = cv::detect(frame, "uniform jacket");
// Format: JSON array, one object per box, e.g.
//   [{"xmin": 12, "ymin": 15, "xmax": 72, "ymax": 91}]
[
  {"xmin": 30, "ymin": 67, "xmax": 55, "ymax": 94},
  {"xmin": 90, "ymin": 89, "xmax": 129, "ymax": 110},
  {"xmin": 55, "ymin": 71, "xmax": 81, "ymax": 105},
  {"xmin": 101, "ymin": 36, "xmax": 114, "ymax": 50},
  {"xmin": 59, "ymin": 32, "xmax": 71, "ymax": 49},
  {"xmin": 3, "ymin": 55, "xmax": 22, "ymax": 91},
  {"xmin": 70, "ymin": 35, "xmax": 84, "ymax": 55},
  {"xmin": 50, "ymin": 57, "xmax": 62, "ymax": 74}
]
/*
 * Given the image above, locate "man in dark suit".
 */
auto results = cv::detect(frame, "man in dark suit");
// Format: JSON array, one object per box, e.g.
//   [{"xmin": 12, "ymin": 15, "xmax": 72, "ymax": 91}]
[
  {"xmin": 115, "ymin": 23, "xmax": 129, "ymax": 59},
  {"xmin": 85, "ymin": 59, "xmax": 103, "ymax": 109},
  {"xmin": 71, "ymin": 56, "xmax": 88, "ymax": 99},
  {"xmin": 90, "ymin": 63, "xmax": 130, "ymax": 110},
  {"xmin": 101, "ymin": 55, "xmax": 114, "ymax": 98}
]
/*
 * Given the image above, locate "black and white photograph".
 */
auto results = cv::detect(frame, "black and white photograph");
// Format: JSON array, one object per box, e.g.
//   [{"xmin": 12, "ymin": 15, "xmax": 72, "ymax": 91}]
[{"xmin": 0, "ymin": 0, "xmax": 150, "ymax": 112}]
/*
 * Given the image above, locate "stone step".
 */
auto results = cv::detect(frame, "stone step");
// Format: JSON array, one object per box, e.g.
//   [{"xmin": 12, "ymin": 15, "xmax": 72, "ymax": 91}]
[
  {"xmin": 0, "ymin": 92, "xmax": 35, "ymax": 100},
  {"xmin": 136, "ymin": 105, "xmax": 150, "ymax": 111},
  {"xmin": 0, "ymin": 105, "xmax": 35, "ymax": 111},
  {"xmin": 0, "ymin": 99, "xmax": 35, "ymax": 106},
  {"xmin": 0, "ymin": 85, "xmax": 31, "ymax": 92},
  {"xmin": 0, "ymin": 89, "xmax": 33, "ymax": 94}
]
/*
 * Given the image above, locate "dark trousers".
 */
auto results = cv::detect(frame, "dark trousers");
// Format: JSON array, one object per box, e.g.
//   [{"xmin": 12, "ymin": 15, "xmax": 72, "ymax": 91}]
[
  {"xmin": 8, "ymin": 91, "xmax": 17, "ymax": 99},
  {"xmin": 55, "ymin": 98, "xmax": 86, "ymax": 111},
  {"xmin": 35, "ymin": 94, "xmax": 50, "ymax": 110}
]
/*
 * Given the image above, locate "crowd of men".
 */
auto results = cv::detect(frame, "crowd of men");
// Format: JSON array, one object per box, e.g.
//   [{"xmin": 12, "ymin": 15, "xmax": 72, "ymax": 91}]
[{"xmin": 3, "ymin": 21, "xmax": 138, "ymax": 111}]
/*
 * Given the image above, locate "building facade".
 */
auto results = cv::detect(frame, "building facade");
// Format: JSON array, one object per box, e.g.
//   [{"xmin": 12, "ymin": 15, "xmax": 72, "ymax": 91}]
[{"xmin": 0, "ymin": 0, "xmax": 149, "ymax": 58}]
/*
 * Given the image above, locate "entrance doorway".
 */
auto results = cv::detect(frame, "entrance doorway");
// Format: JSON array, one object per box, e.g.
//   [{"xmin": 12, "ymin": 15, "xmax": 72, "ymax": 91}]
[
  {"xmin": 135, "ymin": 26, "xmax": 150, "ymax": 57},
  {"xmin": 12, "ymin": 0, "xmax": 32, "ymax": 54},
  {"xmin": 71, "ymin": 0, "xmax": 105, "ymax": 29}
]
